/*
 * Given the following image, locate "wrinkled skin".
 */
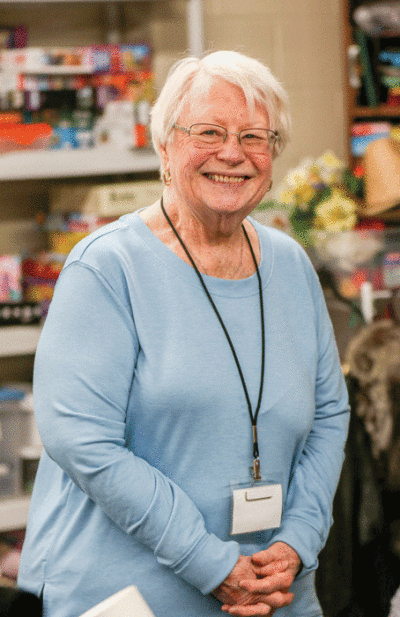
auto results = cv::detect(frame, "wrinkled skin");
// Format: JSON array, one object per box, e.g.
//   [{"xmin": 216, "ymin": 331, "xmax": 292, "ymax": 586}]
[{"xmin": 213, "ymin": 542, "xmax": 301, "ymax": 616}]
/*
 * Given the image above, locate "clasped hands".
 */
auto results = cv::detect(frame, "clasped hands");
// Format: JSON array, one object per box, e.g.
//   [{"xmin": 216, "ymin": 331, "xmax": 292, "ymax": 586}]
[{"xmin": 212, "ymin": 542, "xmax": 301, "ymax": 616}]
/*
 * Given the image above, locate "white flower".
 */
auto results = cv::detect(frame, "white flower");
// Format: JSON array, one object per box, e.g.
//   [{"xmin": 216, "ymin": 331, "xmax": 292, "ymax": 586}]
[{"xmin": 315, "ymin": 151, "xmax": 345, "ymax": 184}]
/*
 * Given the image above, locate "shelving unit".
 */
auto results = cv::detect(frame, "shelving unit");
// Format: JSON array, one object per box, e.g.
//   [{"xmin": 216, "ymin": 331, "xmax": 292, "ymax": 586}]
[
  {"xmin": 343, "ymin": 0, "xmax": 400, "ymax": 166},
  {"xmin": 0, "ymin": 0, "xmax": 204, "ymax": 526},
  {"xmin": 353, "ymin": 106, "xmax": 400, "ymax": 118},
  {"xmin": 0, "ymin": 0, "xmax": 204, "ymax": 181}
]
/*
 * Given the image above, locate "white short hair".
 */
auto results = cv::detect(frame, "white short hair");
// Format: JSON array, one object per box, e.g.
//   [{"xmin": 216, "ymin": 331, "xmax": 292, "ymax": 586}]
[{"xmin": 150, "ymin": 50, "xmax": 291, "ymax": 166}]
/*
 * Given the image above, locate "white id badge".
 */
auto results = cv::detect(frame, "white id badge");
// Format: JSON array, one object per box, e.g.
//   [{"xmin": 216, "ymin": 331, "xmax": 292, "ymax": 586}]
[{"xmin": 230, "ymin": 480, "xmax": 282, "ymax": 535}]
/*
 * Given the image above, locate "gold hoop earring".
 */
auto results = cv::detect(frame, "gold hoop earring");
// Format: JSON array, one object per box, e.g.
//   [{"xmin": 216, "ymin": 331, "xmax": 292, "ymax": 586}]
[
  {"xmin": 267, "ymin": 180, "xmax": 273, "ymax": 192},
  {"xmin": 163, "ymin": 170, "xmax": 172, "ymax": 186}
]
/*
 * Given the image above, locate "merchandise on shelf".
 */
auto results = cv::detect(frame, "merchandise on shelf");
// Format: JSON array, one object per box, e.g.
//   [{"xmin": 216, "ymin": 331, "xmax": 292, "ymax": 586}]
[
  {"xmin": 0, "ymin": 384, "xmax": 41, "ymax": 500},
  {"xmin": 362, "ymin": 128, "xmax": 400, "ymax": 217},
  {"xmin": 0, "ymin": 254, "xmax": 44, "ymax": 325},
  {"xmin": 24, "ymin": 212, "xmax": 119, "ymax": 314},
  {"xmin": 0, "ymin": 25, "xmax": 27, "ymax": 50},
  {"xmin": 0, "ymin": 255, "xmax": 22, "ymax": 302},
  {"xmin": 0, "ymin": 43, "xmax": 154, "ymax": 151},
  {"xmin": 0, "ymin": 121, "xmax": 52, "ymax": 153},
  {"xmin": 0, "ymin": 46, "xmax": 93, "ymax": 73},
  {"xmin": 382, "ymin": 252, "xmax": 400, "ymax": 288},
  {"xmin": 378, "ymin": 48, "xmax": 400, "ymax": 105},
  {"xmin": 50, "ymin": 179, "xmax": 163, "ymax": 216},
  {"xmin": 22, "ymin": 252, "xmax": 65, "ymax": 317},
  {"xmin": 0, "ymin": 302, "xmax": 42, "ymax": 327},
  {"xmin": 351, "ymin": 121, "xmax": 392, "ymax": 156}
]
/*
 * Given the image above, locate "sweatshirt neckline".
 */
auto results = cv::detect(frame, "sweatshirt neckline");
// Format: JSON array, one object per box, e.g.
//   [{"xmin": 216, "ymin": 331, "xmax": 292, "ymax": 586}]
[{"xmin": 128, "ymin": 210, "xmax": 274, "ymax": 298}]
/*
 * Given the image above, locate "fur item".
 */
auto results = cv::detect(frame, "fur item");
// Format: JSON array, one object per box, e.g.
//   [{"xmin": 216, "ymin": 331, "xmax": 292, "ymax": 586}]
[{"xmin": 346, "ymin": 319, "xmax": 400, "ymax": 491}]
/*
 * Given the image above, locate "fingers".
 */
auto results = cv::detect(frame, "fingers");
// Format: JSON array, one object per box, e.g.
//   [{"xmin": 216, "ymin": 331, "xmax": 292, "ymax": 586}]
[
  {"xmin": 251, "ymin": 543, "xmax": 301, "ymax": 576},
  {"xmin": 251, "ymin": 550, "xmax": 275, "ymax": 567},
  {"xmin": 221, "ymin": 601, "xmax": 274, "ymax": 616},
  {"xmin": 239, "ymin": 571, "xmax": 293, "ymax": 595},
  {"xmin": 253, "ymin": 559, "xmax": 288, "ymax": 578},
  {"xmin": 260, "ymin": 591, "xmax": 294, "ymax": 609},
  {"xmin": 221, "ymin": 590, "xmax": 293, "ymax": 615}
]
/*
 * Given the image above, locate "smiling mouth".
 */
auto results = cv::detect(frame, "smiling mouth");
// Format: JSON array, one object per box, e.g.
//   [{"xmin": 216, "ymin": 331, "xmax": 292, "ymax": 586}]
[{"xmin": 204, "ymin": 173, "xmax": 249, "ymax": 184}]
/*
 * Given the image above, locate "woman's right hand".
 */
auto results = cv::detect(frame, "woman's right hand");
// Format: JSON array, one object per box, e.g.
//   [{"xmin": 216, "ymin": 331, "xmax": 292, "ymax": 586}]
[{"xmin": 212, "ymin": 555, "xmax": 293, "ymax": 616}]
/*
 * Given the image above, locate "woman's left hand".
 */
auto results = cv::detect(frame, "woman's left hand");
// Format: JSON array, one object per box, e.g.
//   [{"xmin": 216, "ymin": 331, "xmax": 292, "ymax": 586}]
[{"xmin": 221, "ymin": 542, "xmax": 301, "ymax": 616}]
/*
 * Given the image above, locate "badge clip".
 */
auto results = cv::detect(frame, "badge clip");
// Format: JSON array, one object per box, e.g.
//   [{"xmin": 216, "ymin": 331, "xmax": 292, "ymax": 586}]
[
  {"xmin": 251, "ymin": 457, "xmax": 261, "ymax": 481},
  {"xmin": 251, "ymin": 425, "xmax": 261, "ymax": 481}
]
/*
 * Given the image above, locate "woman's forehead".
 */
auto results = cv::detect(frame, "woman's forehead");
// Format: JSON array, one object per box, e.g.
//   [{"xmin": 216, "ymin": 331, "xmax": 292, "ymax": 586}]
[{"xmin": 178, "ymin": 78, "xmax": 269, "ymax": 126}]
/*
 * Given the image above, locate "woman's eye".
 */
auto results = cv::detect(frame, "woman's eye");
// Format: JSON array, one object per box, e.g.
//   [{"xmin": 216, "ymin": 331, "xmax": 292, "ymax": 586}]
[
  {"xmin": 243, "ymin": 132, "xmax": 262, "ymax": 140},
  {"xmin": 201, "ymin": 129, "xmax": 219, "ymax": 136}
]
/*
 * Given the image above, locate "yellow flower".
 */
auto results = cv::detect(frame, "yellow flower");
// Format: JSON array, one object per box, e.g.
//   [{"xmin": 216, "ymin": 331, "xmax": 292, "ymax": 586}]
[
  {"xmin": 318, "ymin": 151, "xmax": 343, "ymax": 170},
  {"xmin": 294, "ymin": 184, "xmax": 317, "ymax": 206},
  {"xmin": 278, "ymin": 189, "xmax": 296, "ymax": 206},
  {"xmin": 314, "ymin": 189, "xmax": 357, "ymax": 232}
]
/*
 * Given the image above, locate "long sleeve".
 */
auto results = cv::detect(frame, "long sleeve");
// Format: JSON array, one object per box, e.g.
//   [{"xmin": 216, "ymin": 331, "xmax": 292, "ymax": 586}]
[
  {"xmin": 33, "ymin": 260, "xmax": 239, "ymax": 595},
  {"xmin": 270, "ymin": 264, "xmax": 350, "ymax": 574}
]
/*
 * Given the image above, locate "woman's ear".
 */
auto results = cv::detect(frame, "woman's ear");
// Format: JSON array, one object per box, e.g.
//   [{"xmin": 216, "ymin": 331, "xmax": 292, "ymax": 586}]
[{"xmin": 159, "ymin": 143, "xmax": 170, "ymax": 175}]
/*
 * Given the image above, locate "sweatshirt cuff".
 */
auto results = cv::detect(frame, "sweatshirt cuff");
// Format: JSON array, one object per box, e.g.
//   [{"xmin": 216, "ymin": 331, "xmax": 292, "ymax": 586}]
[
  {"xmin": 170, "ymin": 534, "xmax": 240, "ymax": 595},
  {"xmin": 270, "ymin": 517, "xmax": 322, "ymax": 579}
]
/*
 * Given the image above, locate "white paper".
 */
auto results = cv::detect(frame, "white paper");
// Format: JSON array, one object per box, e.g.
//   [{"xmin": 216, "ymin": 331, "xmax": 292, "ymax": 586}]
[{"xmin": 78, "ymin": 586, "xmax": 155, "ymax": 617}]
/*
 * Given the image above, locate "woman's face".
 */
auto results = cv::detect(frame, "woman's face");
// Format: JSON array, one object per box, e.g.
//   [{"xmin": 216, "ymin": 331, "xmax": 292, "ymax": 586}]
[{"xmin": 160, "ymin": 77, "xmax": 273, "ymax": 221}]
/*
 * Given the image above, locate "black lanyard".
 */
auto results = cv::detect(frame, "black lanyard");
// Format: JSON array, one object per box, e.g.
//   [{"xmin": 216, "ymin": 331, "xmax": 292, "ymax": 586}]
[{"xmin": 160, "ymin": 197, "xmax": 265, "ymax": 480}]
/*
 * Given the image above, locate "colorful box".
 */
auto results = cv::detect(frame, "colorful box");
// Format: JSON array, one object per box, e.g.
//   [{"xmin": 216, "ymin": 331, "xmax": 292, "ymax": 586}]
[{"xmin": 0, "ymin": 255, "xmax": 22, "ymax": 302}]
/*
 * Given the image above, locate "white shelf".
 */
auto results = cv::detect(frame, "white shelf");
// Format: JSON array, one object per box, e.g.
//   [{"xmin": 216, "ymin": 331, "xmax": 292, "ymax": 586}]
[
  {"xmin": 0, "ymin": 496, "xmax": 30, "ymax": 532},
  {"xmin": 0, "ymin": 325, "xmax": 42, "ymax": 357},
  {"xmin": 0, "ymin": 146, "xmax": 160, "ymax": 181},
  {"xmin": 23, "ymin": 67, "xmax": 93, "ymax": 75}
]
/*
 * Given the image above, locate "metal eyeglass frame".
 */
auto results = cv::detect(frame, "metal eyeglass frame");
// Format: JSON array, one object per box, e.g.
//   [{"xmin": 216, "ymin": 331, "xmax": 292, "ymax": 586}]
[{"xmin": 173, "ymin": 123, "xmax": 279, "ymax": 151}]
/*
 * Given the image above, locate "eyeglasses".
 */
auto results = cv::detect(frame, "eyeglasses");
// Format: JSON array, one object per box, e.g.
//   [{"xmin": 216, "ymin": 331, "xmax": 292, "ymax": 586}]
[{"xmin": 173, "ymin": 123, "xmax": 279, "ymax": 153}]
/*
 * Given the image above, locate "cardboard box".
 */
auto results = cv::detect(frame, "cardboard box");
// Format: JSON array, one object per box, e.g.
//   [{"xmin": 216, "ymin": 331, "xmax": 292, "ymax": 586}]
[{"xmin": 50, "ymin": 180, "xmax": 163, "ymax": 217}]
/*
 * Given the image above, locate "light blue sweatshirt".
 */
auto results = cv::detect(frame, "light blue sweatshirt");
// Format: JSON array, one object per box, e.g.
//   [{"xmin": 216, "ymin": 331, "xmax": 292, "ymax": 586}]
[{"xmin": 18, "ymin": 211, "xmax": 349, "ymax": 617}]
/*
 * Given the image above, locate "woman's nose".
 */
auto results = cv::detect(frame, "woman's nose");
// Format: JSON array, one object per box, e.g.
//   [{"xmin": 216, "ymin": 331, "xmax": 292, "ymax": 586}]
[{"xmin": 216, "ymin": 133, "xmax": 246, "ymax": 163}]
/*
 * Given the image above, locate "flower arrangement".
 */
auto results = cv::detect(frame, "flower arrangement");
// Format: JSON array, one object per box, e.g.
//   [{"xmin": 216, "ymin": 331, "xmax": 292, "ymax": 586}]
[{"xmin": 255, "ymin": 152, "xmax": 364, "ymax": 247}]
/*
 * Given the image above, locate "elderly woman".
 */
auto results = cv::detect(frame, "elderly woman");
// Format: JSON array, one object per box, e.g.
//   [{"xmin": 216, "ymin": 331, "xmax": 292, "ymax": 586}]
[{"xmin": 18, "ymin": 51, "xmax": 349, "ymax": 617}]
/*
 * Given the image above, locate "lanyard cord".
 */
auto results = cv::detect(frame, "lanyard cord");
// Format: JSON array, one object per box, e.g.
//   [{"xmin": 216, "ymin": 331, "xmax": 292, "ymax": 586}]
[{"xmin": 160, "ymin": 197, "xmax": 265, "ymax": 462}]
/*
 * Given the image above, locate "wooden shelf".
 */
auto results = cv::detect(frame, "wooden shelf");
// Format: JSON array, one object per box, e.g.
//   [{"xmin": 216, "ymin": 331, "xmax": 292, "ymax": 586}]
[
  {"xmin": 0, "ymin": 496, "xmax": 30, "ymax": 532},
  {"xmin": 0, "ymin": 325, "xmax": 42, "ymax": 357},
  {"xmin": 0, "ymin": 146, "xmax": 160, "ymax": 181},
  {"xmin": 352, "ymin": 105, "xmax": 400, "ymax": 118}
]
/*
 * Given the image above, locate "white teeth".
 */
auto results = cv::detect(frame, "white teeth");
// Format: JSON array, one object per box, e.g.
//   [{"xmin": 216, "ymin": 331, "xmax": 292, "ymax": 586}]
[{"xmin": 206, "ymin": 174, "xmax": 246, "ymax": 184}]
